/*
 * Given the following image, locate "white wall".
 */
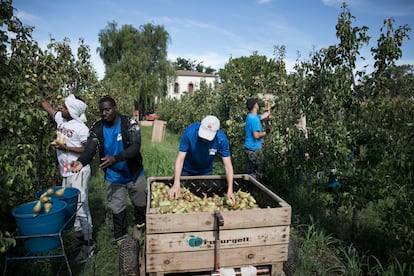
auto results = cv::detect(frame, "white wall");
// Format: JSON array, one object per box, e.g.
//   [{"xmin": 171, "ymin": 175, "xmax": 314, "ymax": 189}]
[{"xmin": 167, "ymin": 72, "xmax": 216, "ymax": 99}]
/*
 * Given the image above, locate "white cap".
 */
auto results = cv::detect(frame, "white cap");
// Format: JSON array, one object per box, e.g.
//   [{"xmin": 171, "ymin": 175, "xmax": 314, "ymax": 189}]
[{"xmin": 198, "ymin": 115, "xmax": 220, "ymax": 141}]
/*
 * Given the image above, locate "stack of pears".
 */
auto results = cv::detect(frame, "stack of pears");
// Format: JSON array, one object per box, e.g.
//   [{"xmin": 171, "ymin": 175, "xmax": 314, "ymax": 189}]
[{"xmin": 150, "ymin": 182, "xmax": 259, "ymax": 214}]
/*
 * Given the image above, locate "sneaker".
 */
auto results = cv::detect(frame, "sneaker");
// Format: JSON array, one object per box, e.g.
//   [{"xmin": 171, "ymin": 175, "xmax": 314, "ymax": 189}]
[
  {"xmin": 133, "ymin": 223, "xmax": 145, "ymax": 240},
  {"xmin": 75, "ymin": 242, "xmax": 98, "ymax": 264},
  {"xmin": 111, "ymin": 234, "xmax": 128, "ymax": 246}
]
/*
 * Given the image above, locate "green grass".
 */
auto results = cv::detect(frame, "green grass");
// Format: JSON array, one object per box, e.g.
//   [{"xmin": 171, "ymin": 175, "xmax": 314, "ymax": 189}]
[{"xmin": 140, "ymin": 124, "xmax": 180, "ymax": 177}]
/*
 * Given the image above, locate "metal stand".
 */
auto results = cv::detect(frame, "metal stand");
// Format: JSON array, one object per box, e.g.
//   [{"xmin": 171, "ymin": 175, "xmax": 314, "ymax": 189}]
[{"xmin": 3, "ymin": 201, "xmax": 89, "ymax": 276}]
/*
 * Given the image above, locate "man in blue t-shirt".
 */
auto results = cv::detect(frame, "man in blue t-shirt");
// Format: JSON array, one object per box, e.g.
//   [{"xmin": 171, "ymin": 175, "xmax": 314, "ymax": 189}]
[
  {"xmin": 168, "ymin": 115, "xmax": 235, "ymax": 203},
  {"xmin": 244, "ymin": 98, "xmax": 271, "ymax": 179},
  {"xmin": 71, "ymin": 96, "xmax": 146, "ymax": 245}
]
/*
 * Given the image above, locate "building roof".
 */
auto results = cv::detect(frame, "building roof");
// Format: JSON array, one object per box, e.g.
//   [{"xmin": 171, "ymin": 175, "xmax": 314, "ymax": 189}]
[{"xmin": 176, "ymin": 70, "xmax": 216, "ymax": 78}]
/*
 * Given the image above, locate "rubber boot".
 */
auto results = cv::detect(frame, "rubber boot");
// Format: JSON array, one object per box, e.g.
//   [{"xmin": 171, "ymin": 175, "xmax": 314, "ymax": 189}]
[
  {"xmin": 113, "ymin": 209, "xmax": 127, "ymax": 241},
  {"xmin": 133, "ymin": 206, "xmax": 146, "ymax": 240},
  {"xmin": 134, "ymin": 206, "xmax": 146, "ymax": 225}
]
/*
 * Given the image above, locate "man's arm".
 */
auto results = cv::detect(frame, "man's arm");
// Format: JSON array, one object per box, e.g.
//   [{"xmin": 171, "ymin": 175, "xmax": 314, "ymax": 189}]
[
  {"xmin": 52, "ymin": 140, "xmax": 86, "ymax": 153},
  {"xmin": 222, "ymin": 156, "xmax": 235, "ymax": 203},
  {"xmin": 252, "ymin": 114, "xmax": 268, "ymax": 139},
  {"xmin": 260, "ymin": 110, "xmax": 271, "ymax": 121},
  {"xmin": 168, "ymin": 151, "xmax": 186, "ymax": 199},
  {"xmin": 71, "ymin": 135, "xmax": 99, "ymax": 173},
  {"xmin": 77, "ymin": 131, "xmax": 99, "ymax": 166},
  {"xmin": 66, "ymin": 141, "xmax": 87, "ymax": 154},
  {"xmin": 253, "ymin": 131, "xmax": 267, "ymax": 139},
  {"xmin": 40, "ymin": 95, "xmax": 56, "ymax": 117}
]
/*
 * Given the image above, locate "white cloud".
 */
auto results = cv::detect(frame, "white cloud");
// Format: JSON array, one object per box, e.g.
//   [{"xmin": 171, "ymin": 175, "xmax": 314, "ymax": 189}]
[
  {"xmin": 15, "ymin": 10, "xmax": 41, "ymax": 23},
  {"xmin": 192, "ymin": 52, "xmax": 232, "ymax": 69},
  {"xmin": 321, "ymin": 0, "xmax": 341, "ymax": 7},
  {"xmin": 148, "ymin": 16, "xmax": 174, "ymax": 24},
  {"xmin": 258, "ymin": 0, "xmax": 272, "ymax": 4},
  {"xmin": 169, "ymin": 17, "xmax": 240, "ymax": 41}
]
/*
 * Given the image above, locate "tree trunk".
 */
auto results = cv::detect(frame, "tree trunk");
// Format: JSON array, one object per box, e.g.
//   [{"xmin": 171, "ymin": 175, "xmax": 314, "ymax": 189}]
[
  {"xmin": 306, "ymin": 172, "xmax": 312, "ymax": 202},
  {"xmin": 351, "ymin": 206, "xmax": 360, "ymax": 238}
]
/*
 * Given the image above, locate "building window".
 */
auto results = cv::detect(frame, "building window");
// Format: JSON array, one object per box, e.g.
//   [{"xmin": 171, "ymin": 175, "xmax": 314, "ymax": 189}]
[
  {"xmin": 188, "ymin": 83, "xmax": 194, "ymax": 93},
  {"xmin": 174, "ymin": 82, "xmax": 179, "ymax": 94}
]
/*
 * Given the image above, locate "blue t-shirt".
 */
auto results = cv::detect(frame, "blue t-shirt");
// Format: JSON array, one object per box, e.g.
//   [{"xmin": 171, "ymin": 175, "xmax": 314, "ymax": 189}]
[
  {"xmin": 103, "ymin": 116, "xmax": 131, "ymax": 184},
  {"xmin": 244, "ymin": 113, "xmax": 263, "ymax": 151},
  {"xmin": 179, "ymin": 122, "xmax": 231, "ymax": 175}
]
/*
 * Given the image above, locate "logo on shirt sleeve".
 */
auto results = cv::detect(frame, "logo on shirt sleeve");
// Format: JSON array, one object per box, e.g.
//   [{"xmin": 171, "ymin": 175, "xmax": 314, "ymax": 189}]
[{"xmin": 208, "ymin": 148, "xmax": 217, "ymax": 156}]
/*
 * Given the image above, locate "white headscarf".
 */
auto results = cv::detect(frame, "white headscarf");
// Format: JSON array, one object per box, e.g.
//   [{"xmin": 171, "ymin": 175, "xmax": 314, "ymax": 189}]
[{"xmin": 64, "ymin": 94, "xmax": 87, "ymax": 123}]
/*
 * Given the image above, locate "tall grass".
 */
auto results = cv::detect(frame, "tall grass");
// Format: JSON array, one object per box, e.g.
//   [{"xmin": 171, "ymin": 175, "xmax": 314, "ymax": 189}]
[
  {"xmin": 140, "ymin": 124, "xmax": 180, "ymax": 177},
  {"xmin": 295, "ymin": 223, "xmax": 345, "ymax": 276}
]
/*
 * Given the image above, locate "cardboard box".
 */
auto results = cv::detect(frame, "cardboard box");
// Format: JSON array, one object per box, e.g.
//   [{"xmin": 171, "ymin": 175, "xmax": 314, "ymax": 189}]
[{"xmin": 145, "ymin": 174, "xmax": 291, "ymax": 275}]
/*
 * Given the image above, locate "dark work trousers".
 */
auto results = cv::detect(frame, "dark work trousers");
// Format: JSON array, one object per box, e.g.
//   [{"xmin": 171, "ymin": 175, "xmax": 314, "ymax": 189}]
[
  {"xmin": 244, "ymin": 148, "xmax": 264, "ymax": 180},
  {"xmin": 106, "ymin": 173, "xmax": 147, "ymax": 239}
]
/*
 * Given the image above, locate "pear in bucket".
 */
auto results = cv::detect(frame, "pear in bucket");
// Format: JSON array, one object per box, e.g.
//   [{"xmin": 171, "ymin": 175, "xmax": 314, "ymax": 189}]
[
  {"xmin": 33, "ymin": 200, "xmax": 42, "ymax": 214},
  {"xmin": 55, "ymin": 187, "xmax": 65, "ymax": 197},
  {"xmin": 44, "ymin": 202, "xmax": 52, "ymax": 213},
  {"xmin": 40, "ymin": 196, "xmax": 51, "ymax": 203}
]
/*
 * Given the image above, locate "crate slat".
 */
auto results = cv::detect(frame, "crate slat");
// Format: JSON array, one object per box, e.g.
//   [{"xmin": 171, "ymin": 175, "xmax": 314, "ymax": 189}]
[
  {"xmin": 147, "ymin": 225, "xmax": 289, "ymax": 253},
  {"xmin": 146, "ymin": 244, "xmax": 288, "ymax": 273},
  {"xmin": 146, "ymin": 207, "xmax": 291, "ymax": 234}
]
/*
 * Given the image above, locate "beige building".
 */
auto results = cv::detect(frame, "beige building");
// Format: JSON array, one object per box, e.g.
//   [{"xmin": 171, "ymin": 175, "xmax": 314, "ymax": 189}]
[{"xmin": 167, "ymin": 70, "xmax": 216, "ymax": 99}]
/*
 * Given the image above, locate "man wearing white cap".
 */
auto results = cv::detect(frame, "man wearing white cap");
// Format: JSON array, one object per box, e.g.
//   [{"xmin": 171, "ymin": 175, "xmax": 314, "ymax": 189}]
[
  {"xmin": 168, "ymin": 115, "xmax": 235, "ymax": 203},
  {"xmin": 40, "ymin": 93, "xmax": 96, "ymax": 263}
]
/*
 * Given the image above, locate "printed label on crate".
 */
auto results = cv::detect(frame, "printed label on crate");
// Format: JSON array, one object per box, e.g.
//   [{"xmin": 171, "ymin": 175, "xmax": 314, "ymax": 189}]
[{"xmin": 187, "ymin": 235, "xmax": 251, "ymax": 248}]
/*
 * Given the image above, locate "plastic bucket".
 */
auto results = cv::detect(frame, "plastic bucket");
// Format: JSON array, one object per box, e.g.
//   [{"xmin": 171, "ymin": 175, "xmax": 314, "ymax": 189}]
[
  {"xmin": 12, "ymin": 200, "xmax": 67, "ymax": 253},
  {"xmin": 36, "ymin": 186, "xmax": 80, "ymax": 229}
]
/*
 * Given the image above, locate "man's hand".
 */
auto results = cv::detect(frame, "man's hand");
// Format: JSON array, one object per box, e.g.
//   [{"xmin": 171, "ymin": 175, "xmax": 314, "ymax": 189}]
[
  {"xmin": 226, "ymin": 184, "xmax": 235, "ymax": 204},
  {"xmin": 168, "ymin": 184, "xmax": 181, "ymax": 200},
  {"xmin": 100, "ymin": 156, "xmax": 116, "ymax": 169},
  {"xmin": 51, "ymin": 140, "xmax": 66, "ymax": 150},
  {"xmin": 70, "ymin": 161, "xmax": 83, "ymax": 173},
  {"xmin": 227, "ymin": 191, "xmax": 236, "ymax": 205}
]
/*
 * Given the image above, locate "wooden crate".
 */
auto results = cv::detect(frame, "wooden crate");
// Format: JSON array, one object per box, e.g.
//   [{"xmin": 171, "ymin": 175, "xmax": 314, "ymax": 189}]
[
  {"xmin": 151, "ymin": 120, "xmax": 167, "ymax": 142},
  {"xmin": 145, "ymin": 174, "xmax": 291, "ymax": 276}
]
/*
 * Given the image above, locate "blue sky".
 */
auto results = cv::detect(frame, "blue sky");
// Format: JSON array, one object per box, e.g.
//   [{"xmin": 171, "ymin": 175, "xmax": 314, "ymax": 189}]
[{"xmin": 13, "ymin": 0, "xmax": 414, "ymax": 79}]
